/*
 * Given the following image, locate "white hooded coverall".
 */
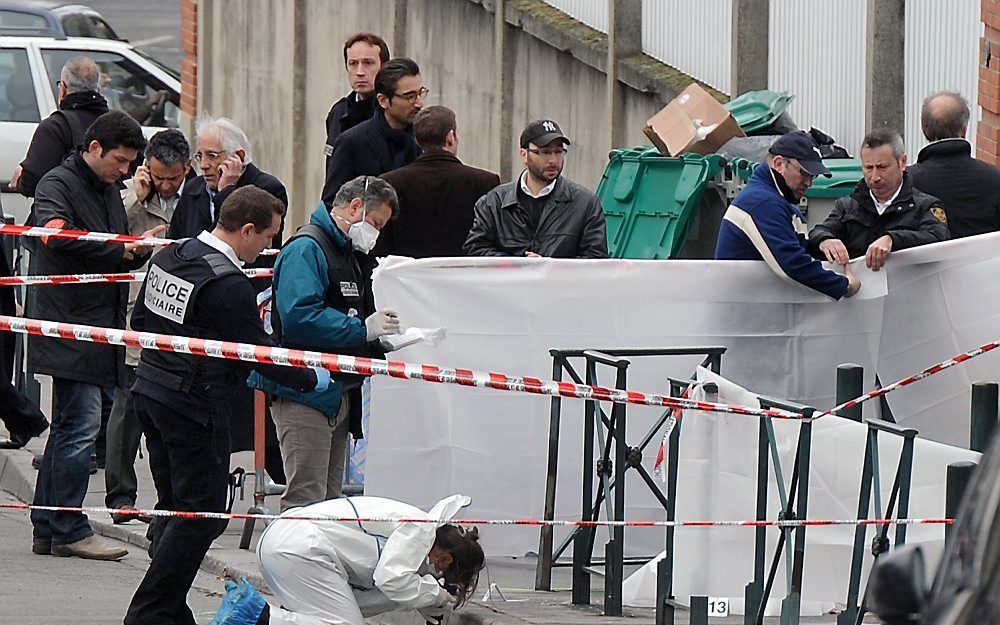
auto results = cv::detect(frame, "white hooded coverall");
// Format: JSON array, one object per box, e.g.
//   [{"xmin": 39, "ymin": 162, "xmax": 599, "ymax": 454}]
[{"xmin": 257, "ymin": 494, "xmax": 470, "ymax": 625}]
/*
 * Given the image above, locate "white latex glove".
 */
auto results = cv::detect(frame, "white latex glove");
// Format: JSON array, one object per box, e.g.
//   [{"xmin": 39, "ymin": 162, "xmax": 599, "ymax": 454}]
[{"xmin": 365, "ymin": 309, "xmax": 400, "ymax": 340}]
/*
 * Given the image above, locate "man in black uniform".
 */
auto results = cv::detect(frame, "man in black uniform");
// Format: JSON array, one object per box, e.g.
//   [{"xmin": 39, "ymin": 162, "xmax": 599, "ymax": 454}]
[{"xmin": 123, "ymin": 187, "xmax": 330, "ymax": 625}]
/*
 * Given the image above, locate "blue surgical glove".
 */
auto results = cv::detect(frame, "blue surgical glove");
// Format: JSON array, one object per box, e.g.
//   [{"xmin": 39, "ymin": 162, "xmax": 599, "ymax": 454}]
[{"xmin": 311, "ymin": 366, "xmax": 331, "ymax": 392}]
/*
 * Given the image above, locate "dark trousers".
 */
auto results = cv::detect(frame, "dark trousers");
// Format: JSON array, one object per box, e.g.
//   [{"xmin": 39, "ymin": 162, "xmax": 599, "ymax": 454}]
[
  {"xmin": 104, "ymin": 366, "xmax": 141, "ymax": 507},
  {"xmin": 124, "ymin": 394, "xmax": 230, "ymax": 625},
  {"xmin": 31, "ymin": 379, "xmax": 110, "ymax": 545}
]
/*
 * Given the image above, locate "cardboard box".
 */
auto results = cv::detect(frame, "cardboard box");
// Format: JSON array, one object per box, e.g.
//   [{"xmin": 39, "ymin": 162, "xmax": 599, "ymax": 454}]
[{"xmin": 644, "ymin": 83, "xmax": 745, "ymax": 156}]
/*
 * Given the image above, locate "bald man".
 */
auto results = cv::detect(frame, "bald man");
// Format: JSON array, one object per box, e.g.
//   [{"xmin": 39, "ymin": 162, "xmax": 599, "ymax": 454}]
[{"xmin": 908, "ymin": 91, "xmax": 1000, "ymax": 238}]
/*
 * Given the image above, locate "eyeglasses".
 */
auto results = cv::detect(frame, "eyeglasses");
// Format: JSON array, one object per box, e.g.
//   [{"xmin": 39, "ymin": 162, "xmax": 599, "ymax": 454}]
[
  {"xmin": 193, "ymin": 150, "xmax": 228, "ymax": 163},
  {"xmin": 392, "ymin": 86, "xmax": 430, "ymax": 104},
  {"xmin": 789, "ymin": 160, "xmax": 816, "ymax": 181},
  {"xmin": 526, "ymin": 147, "xmax": 568, "ymax": 157}
]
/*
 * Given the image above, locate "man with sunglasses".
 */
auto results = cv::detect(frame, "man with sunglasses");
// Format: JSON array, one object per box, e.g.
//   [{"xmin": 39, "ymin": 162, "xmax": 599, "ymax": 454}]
[
  {"xmin": 716, "ymin": 130, "xmax": 861, "ymax": 299},
  {"xmin": 464, "ymin": 119, "xmax": 608, "ymax": 258},
  {"xmin": 322, "ymin": 58, "xmax": 426, "ymax": 204}
]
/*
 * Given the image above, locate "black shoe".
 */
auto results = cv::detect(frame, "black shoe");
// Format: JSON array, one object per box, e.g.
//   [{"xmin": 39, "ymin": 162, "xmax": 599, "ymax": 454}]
[
  {"xmin": 89, "ymin": 456, "xmax": 98, "ymax": 475},
  {"xmin": 31, "ymin": 453, "xmax": 42, "ymax": 470},
  {"xmin": 31, "ymin": 538, "xmax": 51, "ymax": 555}
]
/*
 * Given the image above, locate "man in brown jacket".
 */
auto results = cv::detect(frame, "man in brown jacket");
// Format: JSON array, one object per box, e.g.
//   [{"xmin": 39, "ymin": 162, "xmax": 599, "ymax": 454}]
[
  {"xmin": 376, "ymin": 106, "xmax": 500, "ymax": 257},
  {"xmin": 105, "ymin": 129, "xmax": 191, "ymax": 523}
]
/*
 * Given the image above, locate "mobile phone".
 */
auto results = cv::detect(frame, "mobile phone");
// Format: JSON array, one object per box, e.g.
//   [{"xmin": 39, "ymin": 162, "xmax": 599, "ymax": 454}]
[{"xmin": 142, "ymin": 162, "xmax": 156, "ymax": 203}]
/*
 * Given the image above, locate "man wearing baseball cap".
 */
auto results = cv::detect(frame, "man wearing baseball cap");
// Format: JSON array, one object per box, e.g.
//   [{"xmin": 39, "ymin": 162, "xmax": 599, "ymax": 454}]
[
  {"xmin": 715, "ymin": 130, "xmax": 860, "ymax": 299},
  {"xmin": 464, "ymin": 119, "xmax": 607, "ymax": 258}
]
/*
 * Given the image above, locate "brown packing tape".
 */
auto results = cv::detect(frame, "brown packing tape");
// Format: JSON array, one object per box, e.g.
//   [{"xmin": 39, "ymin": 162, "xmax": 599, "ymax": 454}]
[{"xmin": 645, "ymin": 83, "xmax": 744, "ymax": 156}]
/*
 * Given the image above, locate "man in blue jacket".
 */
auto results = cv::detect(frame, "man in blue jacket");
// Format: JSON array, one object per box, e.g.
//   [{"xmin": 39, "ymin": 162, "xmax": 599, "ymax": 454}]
[
  {"xmin": 250, "ymin": 176, "xmax": 401, "ymax": 510},
  {"xmin": 715, "ymin": 130, "xmax": 860, "ymax": 300}
]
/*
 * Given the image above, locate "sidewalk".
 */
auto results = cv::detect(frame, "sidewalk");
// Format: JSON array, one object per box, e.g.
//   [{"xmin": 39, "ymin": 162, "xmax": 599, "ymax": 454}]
[{"xmin": 0, "ymin": 434, "xmax": 851, "ymax": 624}]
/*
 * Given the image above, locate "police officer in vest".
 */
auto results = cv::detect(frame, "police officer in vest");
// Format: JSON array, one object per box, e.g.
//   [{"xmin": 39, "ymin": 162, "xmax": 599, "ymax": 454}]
[
  {"xmin": 123, "ymin": 186, "xmax": 330, "ymax": 625},
  {"xmin": 249, "ymin": 175, "xmax": 400, "ymax": 512}
]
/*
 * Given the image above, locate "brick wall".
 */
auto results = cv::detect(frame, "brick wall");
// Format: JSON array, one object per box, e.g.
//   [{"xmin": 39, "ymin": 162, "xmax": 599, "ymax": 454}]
[
  {"xmin": 979, "ymin": 0, "xmax": 1000, "ymax": 165},
  {"xmin": 180, "ymin": 0, "xmax": 198, "ymax": 117}
]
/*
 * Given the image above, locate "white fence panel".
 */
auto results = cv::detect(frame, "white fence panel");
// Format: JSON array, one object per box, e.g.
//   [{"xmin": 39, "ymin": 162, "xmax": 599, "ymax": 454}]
[
  {"xmin": 642, "ymin": 0, "xmax": 733, "ymax": 93},
  {"xmin": 905, "ymin": 0, "xmax": 982, "ymax": 154},
  {"xmin": 769, "ymin": 0, "xmax": 867, "ymax": 155},
  {"xmin": 543, "ymin": 0, "xmax": 609, "ymax": 33}
]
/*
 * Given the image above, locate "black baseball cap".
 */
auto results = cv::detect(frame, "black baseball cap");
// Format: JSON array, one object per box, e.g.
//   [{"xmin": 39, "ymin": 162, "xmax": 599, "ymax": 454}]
[
  {"xmin": 520, "ymin": 119, "xmax": 571, "ymax": 149},
  {"xmin": 768, "ymin": 130, "xmax": 832, "ymax": 177}
]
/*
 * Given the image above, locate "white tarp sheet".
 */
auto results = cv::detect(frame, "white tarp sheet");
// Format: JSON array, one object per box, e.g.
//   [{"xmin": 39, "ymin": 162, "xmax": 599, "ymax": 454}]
[
  {"xmin": 620, "ymin": 369, "xmax": 978, "ymax": 615},
  {"xmin": 365, "ymin": 234, "xmax": 997, "ymax": 609}
]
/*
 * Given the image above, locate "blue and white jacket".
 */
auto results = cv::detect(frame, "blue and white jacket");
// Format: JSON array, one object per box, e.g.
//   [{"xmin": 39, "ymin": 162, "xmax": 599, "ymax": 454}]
[{"xmin": 715, "ymin": 163, "xmax": 849, "ymax": 300}]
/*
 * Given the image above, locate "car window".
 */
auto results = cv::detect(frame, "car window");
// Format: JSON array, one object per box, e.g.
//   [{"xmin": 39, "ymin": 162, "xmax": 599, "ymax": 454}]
[
  {"xmin": 86, "ymin": 16, "xmax": 118, "ymax": 40},
  {"xmin": 41, "ymin": 49, "xmax": 179, "ymax": 128},
  {"xmin": 61, "ymin": 15, "xmax": 90, "ymax": 37},
  {"xmin": 0, "ymin": 10, "xmax": 49, "ymax": 30},
  {"xmin": 0, "ymin": 48, "xmax": 40, "ymax": 122}
]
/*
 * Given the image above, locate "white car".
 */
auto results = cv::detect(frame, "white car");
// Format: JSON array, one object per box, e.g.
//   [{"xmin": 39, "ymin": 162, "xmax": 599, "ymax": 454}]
[{"xmin": 0, "ymin": 34, "xmax": 180, "ymax": 224}]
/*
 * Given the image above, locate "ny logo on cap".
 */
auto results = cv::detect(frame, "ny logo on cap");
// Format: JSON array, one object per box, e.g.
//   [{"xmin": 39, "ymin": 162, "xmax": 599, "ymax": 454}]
[
  {"xmin": 812, "ymin": 146, "xmax": 822, "ymax": 157},
  {"xmin": 542, "ymin": 121, "xmax": 557, "ymax": 132}
]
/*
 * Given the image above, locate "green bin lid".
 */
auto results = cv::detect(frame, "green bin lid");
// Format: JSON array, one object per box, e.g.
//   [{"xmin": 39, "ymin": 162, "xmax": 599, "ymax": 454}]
[
  {"xmin": 806, "ymin": 158, "xmax": 862, "ymax": 199},
  {"xmin": 725, "ymin": 90, "xmax": 795, "ymax": 133}
]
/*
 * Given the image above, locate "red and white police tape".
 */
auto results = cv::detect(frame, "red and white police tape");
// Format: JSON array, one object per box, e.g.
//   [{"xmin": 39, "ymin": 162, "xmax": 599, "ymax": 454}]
[
  {"xmin": 0, "ymin": 268, "xmax": 273, "ymax": 287},
  {"xmin": 812, "ymin": 339, "xmax": 1000, "ymax": 419},
  {"xmin": 0, "ymin": 502, "xmax": 952, "ymax": 528},
  {"xmin": 0, "ymin": 223, "xmax": 279, "ymax": 256},
  {"xmin": 0, "ymin": 314, "xmax": 804, "ymax": 420}
]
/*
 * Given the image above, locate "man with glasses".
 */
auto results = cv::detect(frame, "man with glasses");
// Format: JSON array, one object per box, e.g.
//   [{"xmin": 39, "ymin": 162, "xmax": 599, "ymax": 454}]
[
  {"xmin": 464, "ymin": 119, "xmax": 608, "ymax": 258},
  {"xmin": 166, "ymin": 114, "xmax": 290, "ymax": 487},
  {"xmin": 168, "ymin": 114, "xmax": 287, "ymax": 243},
  {"xmin": 716, "ymin": 130, "xmax": 861, "ymax": 299},
  {"xmin": 809, "ymin": 128, "xmax": 949, "ymax": 272},
  {"xmin": 321, "ymin": 57, "xmax": 426, "ymax": 204}
]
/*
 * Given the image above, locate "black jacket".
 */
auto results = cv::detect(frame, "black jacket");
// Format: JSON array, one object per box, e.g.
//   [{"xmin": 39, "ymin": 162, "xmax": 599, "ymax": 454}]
[
  {"xmin": 131, "ymin": 238, "xmax": 316, "ymax": 425},
  {"xmin": 18, "ymin": 90, "xmax": 109, "ymax": 199},
  {"xmin": 376, "ymin": 149, "xmax": 500, "ymax": 257},
  {"xmin": 321, "ymin": 111, "xmax": 420, "ymax": 204},
  {"xmin": 464, "ymin": 174, "xmax": 609, "ymax": 258},
  {"xmin": 907, "ymin": 138, "xmax": 1000, "ymax": 239},
  {"xmin": 27, "ymin": 152, "xmax": 149, "ymax": 388},
  {"xmin": 324, "ymin": 92, "xmax": 376, "ymax": 168},
  {"xmin": 808, "ymin": 173, "xmax": 950, "ymax": 260},
  {"xmin": 167, "ymin": 163, "xmax": 287, "ymax": 247}
]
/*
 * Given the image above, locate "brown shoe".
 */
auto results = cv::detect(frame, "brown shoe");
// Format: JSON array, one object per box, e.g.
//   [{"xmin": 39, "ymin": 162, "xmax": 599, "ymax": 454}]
[{"xmin": 51, "ymin": 535, "xmax": 128, "ymax": 561}]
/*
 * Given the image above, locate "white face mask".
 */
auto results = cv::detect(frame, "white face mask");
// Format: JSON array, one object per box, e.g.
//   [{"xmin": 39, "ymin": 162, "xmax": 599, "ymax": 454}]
[{"xmin": 348, "ymin": 217, "xmax": 379, "ymax": 253}]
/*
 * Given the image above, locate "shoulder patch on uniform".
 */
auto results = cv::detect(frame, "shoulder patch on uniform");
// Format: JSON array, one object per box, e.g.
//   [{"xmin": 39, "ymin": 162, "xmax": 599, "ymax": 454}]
[{"xmin": 931, "ymin": 206, "xmax": 947, "ymax": 224}]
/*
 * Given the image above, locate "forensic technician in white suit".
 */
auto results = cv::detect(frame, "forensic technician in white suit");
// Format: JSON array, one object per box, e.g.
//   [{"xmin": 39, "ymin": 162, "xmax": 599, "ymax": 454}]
[{"xmin": 255, "ymin": 494, "xmax": 485, "ymax": 625}]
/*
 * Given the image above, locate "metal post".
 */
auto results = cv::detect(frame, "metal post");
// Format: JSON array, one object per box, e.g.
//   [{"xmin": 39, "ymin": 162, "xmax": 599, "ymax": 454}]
[
  {"xmin": 604, "ymin": 363, "xmax": 629, "ymax": 616},
  {"xmin": 536, "ymin": 353, "xmax": 564, "ymax": 590},
  {"xmin": 239, "ymin": 390, "xmax": 269, "ymax": 550},
  {"xmin": 781, "ymin": 413, "xmax": 813, "ymax": 625},
  {"xmin": 573, "ymin": 360, "xmax": 596, "ymax": 605},
  {"xmin": 690, "ymin": 595, "xmax": 709, "ymax": 625},
  {"xmin": 945, "ymin": 461, "xmax": 977, "ymax": 541},
  {"xmin": 839, "ymin": 429, "xmax": 875, "ymax": 625},
  {"xmin": 970, "ymin": 381, "xmax": 998, "ymax": 453},
  {"xmin": 745, "ymin": 414, "xmax": 768, "ymax": 625},
  {"xmin": 836, "ymin": 364, "xmax": 864, "ymax": 422}
]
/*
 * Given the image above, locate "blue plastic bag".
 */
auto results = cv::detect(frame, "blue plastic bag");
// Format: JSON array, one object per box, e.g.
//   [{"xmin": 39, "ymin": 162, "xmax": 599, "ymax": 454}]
[{"xmin": 210, "ymin": 578, "xmax": 267, "ymax": 625}]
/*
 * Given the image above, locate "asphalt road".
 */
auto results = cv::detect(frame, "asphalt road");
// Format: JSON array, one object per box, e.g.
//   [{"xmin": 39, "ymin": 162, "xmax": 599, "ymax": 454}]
[
  {"xmin": 0, "ymin": 490, "xmax": 223, "ymax": 624},
  {"xmin": 82, "ymin": 0, "xmax": 183, "ymax": 71}
]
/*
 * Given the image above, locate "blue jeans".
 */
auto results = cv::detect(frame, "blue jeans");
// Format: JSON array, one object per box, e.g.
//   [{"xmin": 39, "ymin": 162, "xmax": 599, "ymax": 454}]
[{"xmin": 31, "ymin": 378, "xmax": 111, "ymax": 545}]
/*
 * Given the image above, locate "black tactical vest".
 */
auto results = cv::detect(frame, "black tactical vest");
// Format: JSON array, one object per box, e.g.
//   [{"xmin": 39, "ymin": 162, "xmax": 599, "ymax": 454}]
[{"xmin": 135, "ymin": 238, "xmax": 243, "ymax": 395}]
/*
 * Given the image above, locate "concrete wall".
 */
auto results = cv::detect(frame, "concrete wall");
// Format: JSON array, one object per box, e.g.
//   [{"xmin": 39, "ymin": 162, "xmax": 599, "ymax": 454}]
[{"xmin": 198, "ymin": 0, "xmax": 697, "ymax": 229}]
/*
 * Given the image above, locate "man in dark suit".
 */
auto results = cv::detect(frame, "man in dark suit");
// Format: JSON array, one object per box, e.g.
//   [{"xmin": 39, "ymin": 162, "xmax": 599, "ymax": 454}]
[
  {"xmin": 167, "ymin": 115, "xmax": 287, "ymax": 246},
  {"xmin": 377, "ymin": 106, "xmax": 500, "ymax": 257},
  {"xmin": 165, "ymin": 114, "xmax": 288, "ymax": 482},
  {"xmin": 321, "ymin": 58, "xmax": 425, "ymax": 204}
]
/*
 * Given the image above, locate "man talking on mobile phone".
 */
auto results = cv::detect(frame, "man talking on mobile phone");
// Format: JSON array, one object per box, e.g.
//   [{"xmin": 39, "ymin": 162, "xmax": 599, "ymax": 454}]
[
  {"xmin": 165, "ymin": 114, "xmax": 291, "ymax": 486},
  {"xmin": 104, "ymin": 129, "xmax": 193, "ymax": 525}
]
